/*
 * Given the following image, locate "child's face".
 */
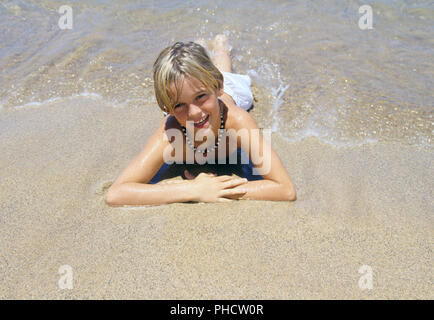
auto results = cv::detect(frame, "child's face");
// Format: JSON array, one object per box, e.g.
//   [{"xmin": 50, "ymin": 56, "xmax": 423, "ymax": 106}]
[{"xmin": 170, "ymin": 76, "xmax": 223, "ymax": 133}]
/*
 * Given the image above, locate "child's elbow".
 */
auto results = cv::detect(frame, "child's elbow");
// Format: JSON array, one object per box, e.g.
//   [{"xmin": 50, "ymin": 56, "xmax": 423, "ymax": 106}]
[
  {"xmin": 105, "ymin": 193, "xmax": 118, "ymax": 207},
  {"xmin": 286, "ymin": 185, "xmax": 297, "ymax": 201},
  {"xmin": 105, "ymin": 186, "xmax": 122, "ymax": 207}
]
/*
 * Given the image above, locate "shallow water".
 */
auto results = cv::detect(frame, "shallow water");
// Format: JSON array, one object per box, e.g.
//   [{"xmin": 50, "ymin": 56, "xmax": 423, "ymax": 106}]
[{"xmin": 0, "ymin": 0, "xmax": 433, "ymax": 147}]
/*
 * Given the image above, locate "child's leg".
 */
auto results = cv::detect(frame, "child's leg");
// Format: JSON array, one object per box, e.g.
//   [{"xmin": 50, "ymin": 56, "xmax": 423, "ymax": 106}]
[
  {"xmin": 211, "ymin": 34, "xmax": 232, "ymax": 73},
  {"xmin": 194, "ymin": 35, "xmax": 232, "ymax": 73}
]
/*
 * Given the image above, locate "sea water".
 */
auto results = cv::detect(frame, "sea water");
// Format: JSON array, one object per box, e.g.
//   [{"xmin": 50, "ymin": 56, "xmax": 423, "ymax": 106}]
[{"xmin": 0, "ymin": 0, "xmax": 432, "ymax": 148}]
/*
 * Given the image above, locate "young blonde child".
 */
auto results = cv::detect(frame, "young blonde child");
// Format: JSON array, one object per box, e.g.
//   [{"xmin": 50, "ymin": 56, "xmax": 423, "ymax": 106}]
[{"xmin": 106, "ymin": 35, "xmax": 296, "ymax": 206}]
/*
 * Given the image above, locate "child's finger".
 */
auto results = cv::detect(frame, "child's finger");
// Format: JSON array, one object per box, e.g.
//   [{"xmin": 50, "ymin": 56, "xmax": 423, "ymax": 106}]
[
  {"xmin": 222, "ymin": 178, "xmax": 248, "ymax": 189},
  {"xmin": 218, "ymin": 197, "xmax": 234, "ymax": 203},
  {"xmin": 204, "ymin": 172, "xmax": 217, "ymax": 177},
  {"xmin": 217, "ymin": 175, "xmax": 235, "ymax": 182},
  {"xmin": 220, "ymin": 188, "xmax": 247, "ymax": 197}
]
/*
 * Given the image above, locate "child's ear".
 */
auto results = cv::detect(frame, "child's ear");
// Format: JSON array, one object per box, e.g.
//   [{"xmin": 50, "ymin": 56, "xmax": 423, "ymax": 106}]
[
  {"xmin": 217, "ymin": 82, "xmax": 224, "ymax": 96},
  {"xmin": 162, "ymin": 106, "xmax": 169, "ymax": 116}
]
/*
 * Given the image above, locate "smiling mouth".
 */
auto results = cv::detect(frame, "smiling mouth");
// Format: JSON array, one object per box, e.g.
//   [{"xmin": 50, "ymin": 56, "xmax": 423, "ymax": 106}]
[{"xmin": 193, "ymin": 115, "xmax": 209, "ymax": 128}]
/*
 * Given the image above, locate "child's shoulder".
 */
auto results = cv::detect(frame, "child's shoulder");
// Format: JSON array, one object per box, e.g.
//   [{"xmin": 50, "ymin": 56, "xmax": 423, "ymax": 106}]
[
  {"xmin": 151, "ymin": 115, "xmax": 181, "ymax": 146},
  {"xmin": 161, "ymin": 114, "xmax": 182, "ymax": 131},
  {"xmin": 223, "ymin": 97, "xmax": 258, "ymax": 131}
]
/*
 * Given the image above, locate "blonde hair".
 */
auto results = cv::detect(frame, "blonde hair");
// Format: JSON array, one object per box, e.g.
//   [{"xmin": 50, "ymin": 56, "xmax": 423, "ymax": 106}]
[{"xmin": 153, "ymin": 41, "xmax": 223, "ymax": 113}]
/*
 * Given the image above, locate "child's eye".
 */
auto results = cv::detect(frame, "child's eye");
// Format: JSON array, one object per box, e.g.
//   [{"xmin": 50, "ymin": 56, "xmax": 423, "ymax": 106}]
[{"xmin": 197, "ymin": 94, "xmax": 207, "ymax": 100}]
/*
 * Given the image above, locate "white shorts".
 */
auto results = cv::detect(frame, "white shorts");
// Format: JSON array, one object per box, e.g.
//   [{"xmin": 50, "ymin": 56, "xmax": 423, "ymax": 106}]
[{"xmin": 221, "ymin": 71, "xmax": 253, "ymax": 111}]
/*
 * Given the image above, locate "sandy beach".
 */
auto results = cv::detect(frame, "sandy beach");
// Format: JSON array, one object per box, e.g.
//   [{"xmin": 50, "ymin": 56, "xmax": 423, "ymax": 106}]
[
  {"xmin": 1, "ymin": 0, "xmax": 433, "ymax": 300},
  {"xmin": 0, "ymin": 96, "xmax": 432, "ymax": 299}
]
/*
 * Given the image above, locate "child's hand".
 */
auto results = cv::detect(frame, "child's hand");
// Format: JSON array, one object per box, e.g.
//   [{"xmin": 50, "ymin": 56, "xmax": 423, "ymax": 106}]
[{"xmin": 185, "ymin": 170, "xmax": 248, "ymax": 203}]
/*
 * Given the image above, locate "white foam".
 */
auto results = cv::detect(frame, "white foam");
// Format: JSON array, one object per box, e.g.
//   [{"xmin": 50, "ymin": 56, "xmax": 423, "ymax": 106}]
[
  {"xmin": 248, "ymin": 61, "xmax": 289, "ymax": 132},
  {"xmin": 271, "ymin": 83, "xmax": 289, "ymax": 131},
  {"xmin": 9, "ymin": 91, "xmax": 103, "ymax": 110},
  {"xmin": 74, "ymin": 91, "xmax": 103, "ymax": 99},
  {"xmin": 13, "ymin": 97, "xmax": 62, "ymax": 109},
  {"xmin": 246, "ymin": 60, "xmax": 383, "ymax": 148},
  {"xmin": 281, "ymin": 128, "xmax": 379, "ymax": 148}
]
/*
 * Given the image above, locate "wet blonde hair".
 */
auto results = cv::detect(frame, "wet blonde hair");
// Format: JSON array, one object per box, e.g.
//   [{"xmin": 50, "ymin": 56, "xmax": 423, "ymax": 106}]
[{"xmin": 153, "ymin": 41, "xmax": 223, "ymax": 113}]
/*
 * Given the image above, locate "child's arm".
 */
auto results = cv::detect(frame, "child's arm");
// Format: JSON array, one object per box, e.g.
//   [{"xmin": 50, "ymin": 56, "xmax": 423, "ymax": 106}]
[
  {"xmin": 230, "ymin": 110, "xmax": 297, "ymax": 201},
  {"xmin": 105, "ymin": 119, "xmax": 247, "ymax": 206}
]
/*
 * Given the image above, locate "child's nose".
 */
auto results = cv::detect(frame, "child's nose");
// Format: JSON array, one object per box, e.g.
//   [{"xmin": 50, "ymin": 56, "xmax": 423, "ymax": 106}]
[{"xmin": 187, "ymin": 103, "xmax": 202, "ymax": 118}]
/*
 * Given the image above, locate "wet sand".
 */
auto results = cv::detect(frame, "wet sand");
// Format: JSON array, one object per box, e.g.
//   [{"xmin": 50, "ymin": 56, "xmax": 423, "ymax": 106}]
[{"xmin": 0, "ymin": 96, "xmax": 432, "ymax": 299}]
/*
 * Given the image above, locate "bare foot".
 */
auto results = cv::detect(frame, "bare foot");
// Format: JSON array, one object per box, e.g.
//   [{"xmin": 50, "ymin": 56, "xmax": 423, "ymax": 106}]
[
  {"xmin": 209, "ymin": 34, "xmax": 233, "ymax": 72},
  {"xmin": 211, "ymin": 34, "xmax": 232, "ymax": 54}
]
